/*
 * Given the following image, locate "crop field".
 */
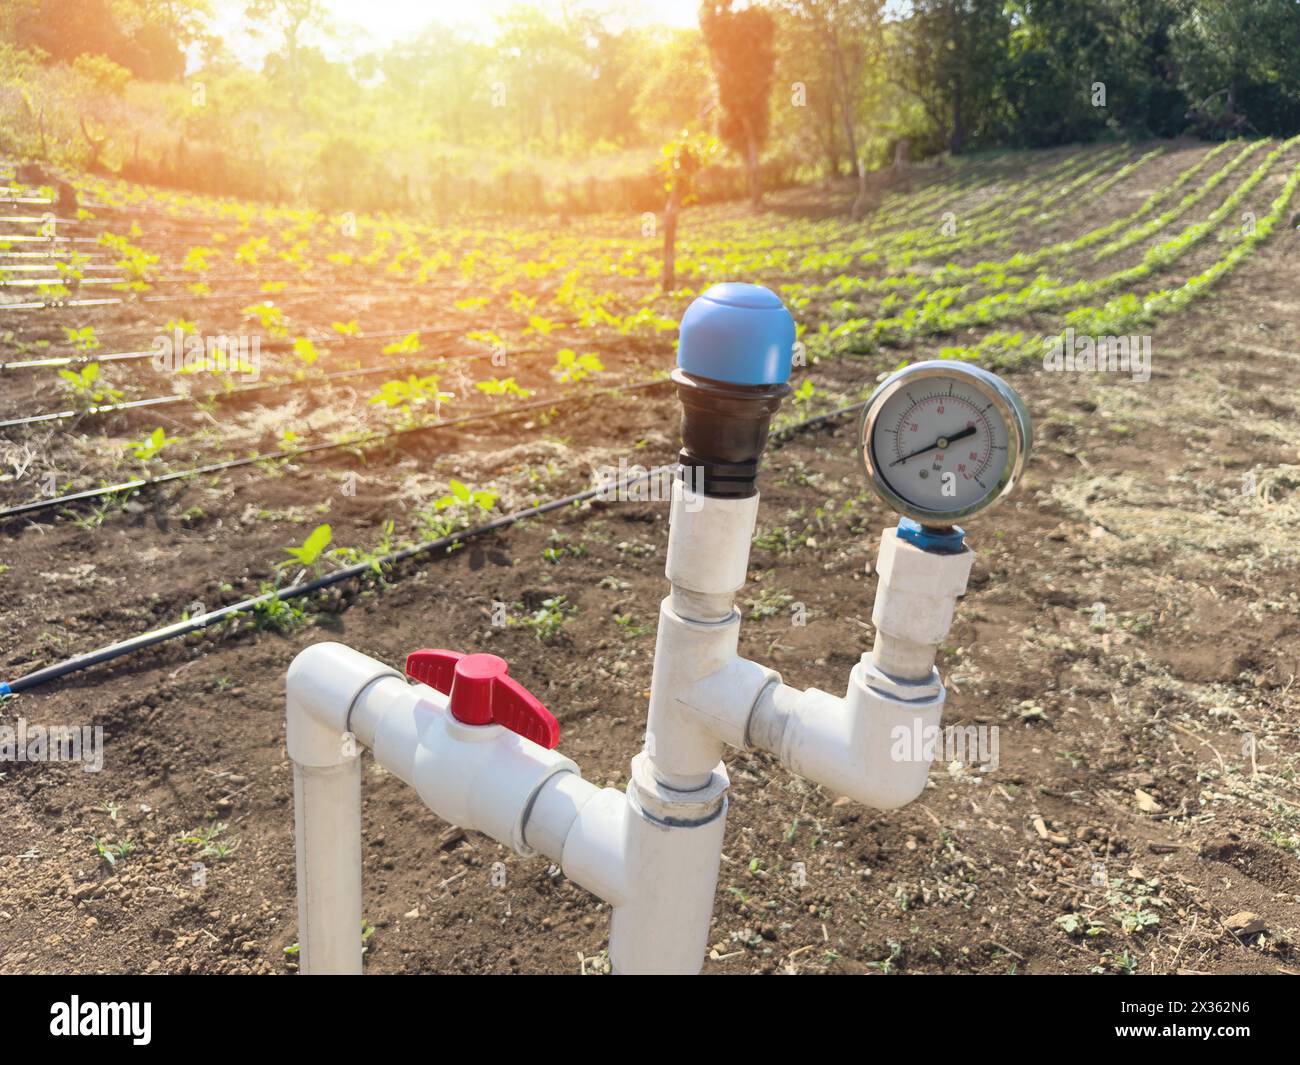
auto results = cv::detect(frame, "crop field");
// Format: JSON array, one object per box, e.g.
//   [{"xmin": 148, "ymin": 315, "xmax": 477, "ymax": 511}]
[{"xmin": 2, "ymin": 136, "xmax": 1299, "ymax": 977}]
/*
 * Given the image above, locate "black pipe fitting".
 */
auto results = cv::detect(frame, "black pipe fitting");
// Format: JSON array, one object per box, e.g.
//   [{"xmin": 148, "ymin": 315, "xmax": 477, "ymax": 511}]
[{"xmin": 672, "ymin": 368, "xmax": 791, "ymax": 498}]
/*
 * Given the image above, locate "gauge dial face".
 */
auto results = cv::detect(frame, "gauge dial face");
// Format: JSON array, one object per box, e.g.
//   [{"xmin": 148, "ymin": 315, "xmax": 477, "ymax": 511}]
[{"xmin": 860, "ymin": 363, "xmax": 1030, "ymax": 524}]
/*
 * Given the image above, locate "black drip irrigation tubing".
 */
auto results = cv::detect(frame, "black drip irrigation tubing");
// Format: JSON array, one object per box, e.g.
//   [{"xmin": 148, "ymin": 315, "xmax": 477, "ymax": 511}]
[
  {"xmin": 0, "ymin": 317, "xmax": 576, "ymax": 372},
  {"xmin": 0, "ymin": 399, "xmax": 867, "ymax": 697},
  {"xmin": 1, "ymin": 277, "xmax": 465, "ymax": 312},
  {"xmin": 0, "ymin": 377, "xmax": 671, "ymax": 520},
  {"xmin": 0, "ymin": 339, "xmax": 552, "ymax": 430}
]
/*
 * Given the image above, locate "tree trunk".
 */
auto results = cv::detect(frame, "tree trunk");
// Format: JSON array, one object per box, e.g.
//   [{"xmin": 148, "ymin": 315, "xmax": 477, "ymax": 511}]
[
  {"xmin": 949, "ymin": 93, "xmax": 965, "ymax": 155},
  {"xmin": 662, "ymin": 184, "xmax": 680, "ymax": 291},
  {"xmin": 829, "ymin": 29, "xmax": 867, "ymax": 220},
  {"xmin": 746, "ymin": 131, "xmax": 762, "ymax": 208}
]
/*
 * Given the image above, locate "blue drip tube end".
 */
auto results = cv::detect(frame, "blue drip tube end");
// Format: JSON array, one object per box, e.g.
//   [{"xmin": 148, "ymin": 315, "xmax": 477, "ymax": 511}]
[
  {"xmin": 896, "ymin": 516, "xmax": 966, "ymax": 554},
  {"xmin": 677, "ymin": 282, "xmax": 795, "ymax": 387}
]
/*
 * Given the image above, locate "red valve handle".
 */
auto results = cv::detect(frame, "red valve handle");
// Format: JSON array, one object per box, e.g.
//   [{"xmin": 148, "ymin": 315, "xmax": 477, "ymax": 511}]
[{"xmin": 404, "ymin": 649, "xmax": 560, "ymax": 749}]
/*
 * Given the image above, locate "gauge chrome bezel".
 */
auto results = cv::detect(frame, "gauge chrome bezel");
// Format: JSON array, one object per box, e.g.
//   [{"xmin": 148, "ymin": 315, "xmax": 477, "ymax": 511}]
[{"xmin": 858, "ymin": 361, "xmax": 1031, "ymax": 525}]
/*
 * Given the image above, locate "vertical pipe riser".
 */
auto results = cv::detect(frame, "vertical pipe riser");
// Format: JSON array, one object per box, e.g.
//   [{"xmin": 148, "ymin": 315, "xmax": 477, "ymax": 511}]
[
  {"xmin": 293, "ymin": 760, "xmax": 363, "ymax": 975},
  {"xmin": 610, "ymin": 803, "xmax": 729, "ymax": 975}
]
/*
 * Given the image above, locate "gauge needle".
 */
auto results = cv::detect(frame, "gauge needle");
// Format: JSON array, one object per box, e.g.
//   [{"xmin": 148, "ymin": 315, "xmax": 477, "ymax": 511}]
[{"xmin": 889, "ymin": 424, "xmax": 977, "ymax": 466}]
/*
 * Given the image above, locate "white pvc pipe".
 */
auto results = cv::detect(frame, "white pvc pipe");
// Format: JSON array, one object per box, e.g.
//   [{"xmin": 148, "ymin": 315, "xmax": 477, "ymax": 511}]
[
  {"xmin": 349, "ymin": 672, "xmax": 579, "ymax": 855},
  {"xmin": 285, "ymin": 514, "xmax": 977, "ymax": 975},
  {"xmin": 611, "ymin": 753, "xmax": 729, "ymax": 973},
  {"xmin": 871, "ymin": 527, "xmax": 974, "ymax": 679},
  {"xmin": 293, "ymin": 760, "xmax": 362, "ymax": 974},
  {"xmin": 748, "ymin": 661, "xmax": 943, "ymax": 810},
  {"xmin": 287, "ymin": 642, "xmax": 399, "ymax": 975},
  {"xmin": 645, "ymin": 482, "xmax": 764, "ymax": 789}
]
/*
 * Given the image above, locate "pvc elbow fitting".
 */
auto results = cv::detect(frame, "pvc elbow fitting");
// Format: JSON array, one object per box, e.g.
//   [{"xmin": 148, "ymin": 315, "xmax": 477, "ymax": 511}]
[
  {"xmin": 287, "ymin": 641, "xmax": 401, "ymax": 767},
  {"xmin": 750, "ymin": 661, "xmax": 943, "ymax": 810}
]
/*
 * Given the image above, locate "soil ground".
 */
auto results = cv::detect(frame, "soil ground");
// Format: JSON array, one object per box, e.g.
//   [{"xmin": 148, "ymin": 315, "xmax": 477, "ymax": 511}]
[{"xmin": 2, "ymin": 140, "xmax": 1298, "ymax": 974}]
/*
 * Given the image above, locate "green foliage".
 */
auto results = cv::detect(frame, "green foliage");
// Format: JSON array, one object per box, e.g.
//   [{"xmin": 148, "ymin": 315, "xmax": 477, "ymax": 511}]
[
  {"xmin": 369, "ymin": 374, "xmax": 453, "ymax": 422},
  {"xmin": 282, "ymin": 524, "xmax": 333, "ymax": 568},
  {"xmin": 551, "ymin": 348, "xmax": 604, "ymax": 383},
  {"xmin": 58, "ymin": 362, "xmax": 122, "ymax": 407},
  {"xmin": 417, "ymin": 480, "xmax": 499, "ymax": 542},
  {"xmin": 380, "ymin": 331, "xmax": 421, "ymax": 356},
  {"xmin": 475, "ymin": 376, "xmax": 532, "ymax": 399},
  {"xmin": 93, "ymin": 837, "xmax": 134, "ymax": 868},
  {"xmin": 514, "ymin": 596, "xmax": 572, "ymax": 642},
  {"xmin": 241, "ymin": 301, "xmax": 288, "ymax": 338},
  {"xmin": 292, "ymin": 336, "xmax": 321, "ymax": 366},
  {"xmin": 252, "ymin": 584, "xmax": 310, "ymax": 632},
  {"xmin": 178, "ymin": 822, "xmax": 233, "ymax": 861},
  {"xmin": 130, "ymin": 427, "xmax": 176, "ymax": 463},
  {"xmin": 63, "ymin": 325, "xmax": 99, "ymax": 353}
]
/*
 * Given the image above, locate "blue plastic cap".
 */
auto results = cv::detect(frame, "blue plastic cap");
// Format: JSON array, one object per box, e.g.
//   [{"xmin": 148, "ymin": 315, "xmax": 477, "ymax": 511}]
[{"xmin": 677, "ymin": 283, "xmax": 795, "ymax": 386}]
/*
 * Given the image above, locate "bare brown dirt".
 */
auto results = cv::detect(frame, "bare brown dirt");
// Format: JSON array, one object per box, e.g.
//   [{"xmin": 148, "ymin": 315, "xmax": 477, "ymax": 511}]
[{"xmin": 2, "ymin": 142, "xmax": 1298, "ymax": 975}]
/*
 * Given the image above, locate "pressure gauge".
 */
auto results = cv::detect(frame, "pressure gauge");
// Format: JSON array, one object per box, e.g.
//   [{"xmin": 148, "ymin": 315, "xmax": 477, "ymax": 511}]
[{"xmin": 858, "ymin": 361, "xmax": 1031, "ymax": 526}]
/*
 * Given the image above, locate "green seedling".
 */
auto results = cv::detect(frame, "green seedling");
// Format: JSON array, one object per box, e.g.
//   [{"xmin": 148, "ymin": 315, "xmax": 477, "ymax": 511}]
[
  {"xmin": 179, "ymin": 821, "xmax": 234, "ymax": 860},
  {"xmin": 475, "ymin": 377, "xmax": 532, "ymax": 399},
  {"xmin": 515, "ymin": 596, "xmax": 571, "ymax": 642},
  {"xmin": 58, "ymin": 362, "xmax": 122, "ymax": 407},
  {"xmin": 93, "ymin": 837, "xmax": 134, "ymax": 868},
  {"xmin": 63, "ymin": 325, "xmax": 99, "ymax": 353},
  {"xmin": 369, "ymin": 374, "xmax": 453, "ymax": 423},
  {"xmin": 293, "ymin": 336, "xmax": 321, "ymax": 366},
  {"xmin": 130, "ymin": 427, "xmax": 176, "ymax": 462},
  {"xmin": 551, "ymin": 348, "xmax": 603, "ymax": 383},
  {"xmin": 241, "ymin": 300, "xmax": 288, "ymax": 338},
  {"xmin": 418, "ymin": 480, "xmax": 498, "ymax": 541},
  {"xmin": 251, "ymin": 583, "xmax": 309, "ymax": 632},
  {"xmin": 281, "ymin": 523, "xmax": 333, "ymax": 569},
  {"xmin": 380, "ymin": 331, "xmax": 421, "ymax": 356}
]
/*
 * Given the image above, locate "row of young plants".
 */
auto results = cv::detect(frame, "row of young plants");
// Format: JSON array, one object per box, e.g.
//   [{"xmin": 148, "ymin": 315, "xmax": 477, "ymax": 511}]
[
  {"xmin": 681, "ymin": 150, "xmax": 1043, "ymax": 260},
  {"xmin": 785, "ymin": 138, "xmax": 1264, "ymax": 335},
  {"xmin": 780, "ymin": 144, "xmax": 1208, "ymax": 317},
  {"xmin": 1, "ymin": 348, "xmax": 636, "ymax": 520},
  {"xmin": 454, "ymin": 152, "xmax": 1119, "ymax": 341},
  {"xmin": 4, "ymin": 144, "xmax": 1234, "ymax": 519},
  {"xmin": 15, "ymin": 148, "xmax": 1119, "ymax": 364},
  {"xmin": 670, "ymin": 150, "xmax": 1105, "ymax": 281},
  {"xmin": 809, "ymin": 137, "xmax": 1299, "ymax": 357},
  {"xmin": 902, "ymin": 147, "xmax": 1300, "ymax": 372}
]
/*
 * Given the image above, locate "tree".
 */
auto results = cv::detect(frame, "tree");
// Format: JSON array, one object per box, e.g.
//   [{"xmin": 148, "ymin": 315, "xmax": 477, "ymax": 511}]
[
  {"xmin": 891, "ymin": 0, "xmax": 1010, "ymax": 154},
  {"xmin": 245, "ymin": 0, "xmax": 328, "ymax": 82},
  {"xmin": 12, "ymin": 0, "xmax": 199, "ymax": 79},
  {"xmin": 779, "ymin": 0, "xmax": 884, "ymax": 218},
  {"xmin": 699, "ymin": 0, "xmax": 777, "ymax": 206},
  {"xmin": 632, "ymin": 29, "xmax": 714, "ymax": 142},
  {"xmin": 1171, "ymin": 0, "xmax": 1300, "ymax": 137},
  {"xmin": 659, "ymin": 131, "xmax": 719, "ymax": 290}
]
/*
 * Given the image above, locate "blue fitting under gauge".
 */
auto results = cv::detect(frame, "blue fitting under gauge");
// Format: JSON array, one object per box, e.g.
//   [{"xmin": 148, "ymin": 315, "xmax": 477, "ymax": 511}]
[
  {"xmin": 896, "ymin": 516, "xmax": 967, "ymax": 554},
  {"xmin": 672, "ymin": 283, "xmax": 795, "ymax": 498}
]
